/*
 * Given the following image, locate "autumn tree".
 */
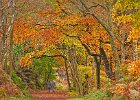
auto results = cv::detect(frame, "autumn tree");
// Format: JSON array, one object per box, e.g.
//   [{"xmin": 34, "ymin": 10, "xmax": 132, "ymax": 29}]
[
  {"xmin": 8, "ymin": 0, "xmax": 140, "ymax": 97},
  {"xmin": 56, "ymin": 0, "xmax": 140, "ymax": 79},
  {"xmin": 0, "ymin": 0, "xmax": 16, "ymax": 75}
]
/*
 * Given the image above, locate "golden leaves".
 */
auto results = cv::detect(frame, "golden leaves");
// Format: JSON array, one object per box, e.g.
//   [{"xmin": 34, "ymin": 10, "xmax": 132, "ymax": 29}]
[
  {"xmin": 78, "ymin": 65, "xmax": 92, "ymax": 82},
  {"xmin": 109, "ymin": 84, "xmax": 126, "ymax": 95},
  {"xmin": 129, "ymin": 28, "xmax": 140, "ymax": 42},
  {"xmin": 20, "ymin": 49, "xmax": 46, "ymax": 67},
  {"xmin": 127, "ymin": 60, "xmax": 140, "ymax": 78},
  {"xmin": 116, "ymin": 15, "xmax": 132, "ymax": 24},
  {"xmin": 19, "ymin": 52, "xmax": 34, "ymax": 67}
]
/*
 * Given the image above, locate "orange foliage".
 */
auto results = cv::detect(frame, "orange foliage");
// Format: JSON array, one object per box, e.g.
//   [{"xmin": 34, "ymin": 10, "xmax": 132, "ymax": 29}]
[
  {"xmin": 20, "ymin": 49, "xmax": 46, "ymax": 67},
  {"xmin": 109, "ymin": 78, "xmax": 140, "ymax": 98},
  {"xmin": 127, "ymin": 60, "xmax": 140, "ymax": 78},
  {"xmin": 81, "ymin": 15, "xmax": 96, "ymax": 25},
  {"xmin": 18, "ymin": 26, "xmax": 62, "ymax": 67},
  {"xmin": 37, "ymin": 28, "xmax": 62, "ymax": 48},
  {"xmin": 14, "ymin": 20, "xmax": 35, "ymax": 44}
]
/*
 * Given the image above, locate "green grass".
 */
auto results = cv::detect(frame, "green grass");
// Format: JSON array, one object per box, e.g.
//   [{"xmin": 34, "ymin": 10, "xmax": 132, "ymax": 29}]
[
  {"xmin": 68, "ymin": 98, "xmax": 85, "ymax": 100},
  {"xmin": 68, "ymin": 90, "xmax": 113, "ymax": 100},
  {"xmin": 0, "ymin": 96, "xmax": 31, "ymax": 100}
]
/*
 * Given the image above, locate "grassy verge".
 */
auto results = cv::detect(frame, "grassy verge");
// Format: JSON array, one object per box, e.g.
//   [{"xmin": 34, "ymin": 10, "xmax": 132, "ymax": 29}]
[
  {"xmin": 0, "ymin": 96, "xmax": 31, "ymax": 100},
  {"xmin": 68, "ymin": 98, "xmax": 85, "ymax": 100}
]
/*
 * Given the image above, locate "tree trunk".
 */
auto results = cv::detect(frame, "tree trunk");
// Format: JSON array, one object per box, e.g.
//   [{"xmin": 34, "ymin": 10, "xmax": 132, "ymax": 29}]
[
  {"xmin": 89, "ymin": 57, "xmax": 95, "ymax": 91},
  {"xmin": 132, "ymin": 40, "xmax": 138, "ymax": 61},
  {"xmin": 64, "ymin": 58, "xmax": 71, "ymax": 88},
  {"xmin": 100, "ymin": 48, "xmax": 113, "ymax": 78},
  {"xmin": 67, "ymin": 46, "xmax": 76, "ymax": 87},
  {"xmin": 81, "ymin": 43, "xmax": 101, "ymax": 89},
  {"xmin": 9, "ymin": 0, "xmax": 16, "ymax": 76},
  {"xmin": 0, "ymin": 0, "xmax": 16, "ymax": 76},
  {"xmin": 0, "ymin": 0, "xmax": 7, "ymax": 70},
  {"xmin": 86, "ymin": 55, "xmax": 88, "ymax": 66},
  {"xmin": 109, "ymin": 35, "xmax": 120, "ymax": 78},
  {"xmin": 108, "ymin": 4, "xmax": 120, "ymax": 79},
  {"xmin": 0, "ymin": 0, "xmax": 2, "ymax": 64},
  {"xmin": 94, "ymin": 56, "xmax": 101, "ymax": 89},
  {"xmin": 73, "ymin": 45, "xmax": 82, "ymax": 95},
  {"xmin": 121, "ymin": 23, "xmax": 127, "ymax": 64},
  {"xmin": 68, "ymin": 45, "xmax": 81, "ymax": 96}
]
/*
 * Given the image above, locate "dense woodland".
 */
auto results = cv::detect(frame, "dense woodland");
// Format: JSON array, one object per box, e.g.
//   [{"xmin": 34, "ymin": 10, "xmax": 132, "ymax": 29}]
[{"xmin": 0, "ymin": 0, "xmax": 140, "ymax": 100}]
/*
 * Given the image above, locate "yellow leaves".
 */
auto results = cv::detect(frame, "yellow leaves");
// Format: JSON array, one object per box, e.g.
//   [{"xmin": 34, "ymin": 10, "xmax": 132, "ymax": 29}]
[
  {"xmin": 63, "ymin": 35, "xmax": 81, "ymax": 46},
  {"xmin": 127, "ymin": 60, "xmax": 140, "ymax": 78},
  {"xmin": 35, "ymin": 49, "xmax": 46, "ymax": 57},
  {"xmin": 78, "ymin": 65, "xmax": 92, "ymax": 82},
  {"xmin": 113, "ymin": 0, "xmax": 135, "ymax": 12},
  {"xmin": 116, "ymin": 15, "xmax": 132, "ymax": 24},
  {"xmin": 68, "ymin": 91, "xmax": 78, "ymax": 96},
  {"xmin": 112, "ymin": 0, "xmax": 138, "ymax": 25},
  {"xmin": 20, "ymin": 49, "xmax": 46, "ymax": 67},
  {"xmin": 129, "ymin": 28, "xmax": 140, "ymax": 41},
  {"xmin": 127, "ymin": 27, "xmax": 140, "ymax": 44},
  {"xmin": 20, "ymin": 52, "xmax": 34, "ymax": 67},
  {"xmin": 114, "ymin": 2, "xmax": 122, "ymax": 10}
]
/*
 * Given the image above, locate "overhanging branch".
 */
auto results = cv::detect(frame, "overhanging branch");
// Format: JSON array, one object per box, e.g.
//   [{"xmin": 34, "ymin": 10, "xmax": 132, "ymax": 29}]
[
  {"xmin": 79, "ymin": 0, "xmax": 112, "ymax": 37},
  {"xmin": 62, "ymin": 32, "xmax": 101, "ymax": 57},
  {"xmin": 81, "ymin": 43, "xmax": 101, "ymax": 57},
  {"xmin": 36, "ymin": 54, "xmax": 67, "ymax": 60}
]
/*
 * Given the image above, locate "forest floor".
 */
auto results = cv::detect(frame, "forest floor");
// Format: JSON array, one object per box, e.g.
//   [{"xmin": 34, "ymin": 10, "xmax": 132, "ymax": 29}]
[{"xmin": 30, "ymin": 90, "xmax": 70, "ymax": 100}]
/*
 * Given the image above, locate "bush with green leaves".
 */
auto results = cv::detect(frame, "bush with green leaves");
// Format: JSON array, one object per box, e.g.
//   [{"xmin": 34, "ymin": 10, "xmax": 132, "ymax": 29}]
[
  {"xmin": 68, "ymin": 87, "xmax": 77, "ymax": 92},
  {"xmin": 11, "ymin": 71, "xmax": 29, "ymax": 96},
  {"xmin": 56, "ymin": 85, "xmax": 64, "ymax": 90},
  {"xmin": 32, "ymin": 56, "xmax": 58, "ymax": 89}
]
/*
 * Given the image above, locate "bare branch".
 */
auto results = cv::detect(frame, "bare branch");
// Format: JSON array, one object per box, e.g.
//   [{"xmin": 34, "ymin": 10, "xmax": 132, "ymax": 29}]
[
  {"xmin": 62, "ymin": 31, "xmax": 101, "ymax": 57},
  {"xmin": 89, "ymin": 4, "xmax": 98, "ymax": 9},
  {"xmin": 62, "ymin": 32, "xmax": 80, "ymax": 39},
  {"xmin": 81, "ymin": 43, "xmax": 101, "ymax": 57},
  {"xmin": 79, "ymin": 0, "xmax": 112, "ymax": 37},
  {"xmin": 56, "ymin": 1, "xmax": 69, "ymax": 15},
  {"xmin": 112, "ymin": 0, "xmax": 118, "ymax": 6},
  {"xmin": 91, "ymin": 1, "xmax": 107, "ymax": 10},
  {"xmin": 36, "ymin": 54, "xmax": 67, "ymax": 60}
]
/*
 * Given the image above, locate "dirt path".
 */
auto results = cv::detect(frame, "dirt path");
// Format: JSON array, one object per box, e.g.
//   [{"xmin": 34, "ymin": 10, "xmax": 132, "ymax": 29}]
[{"xmin": 30, "ymin": 90, "xmax": 69, "ymax": 100}]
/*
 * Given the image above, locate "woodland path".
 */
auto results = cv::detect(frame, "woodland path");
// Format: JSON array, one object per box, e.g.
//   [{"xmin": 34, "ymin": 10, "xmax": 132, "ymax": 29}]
[{"xmin": 30, "ymin": 90, "xmax": 71, "ymax": 100}]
